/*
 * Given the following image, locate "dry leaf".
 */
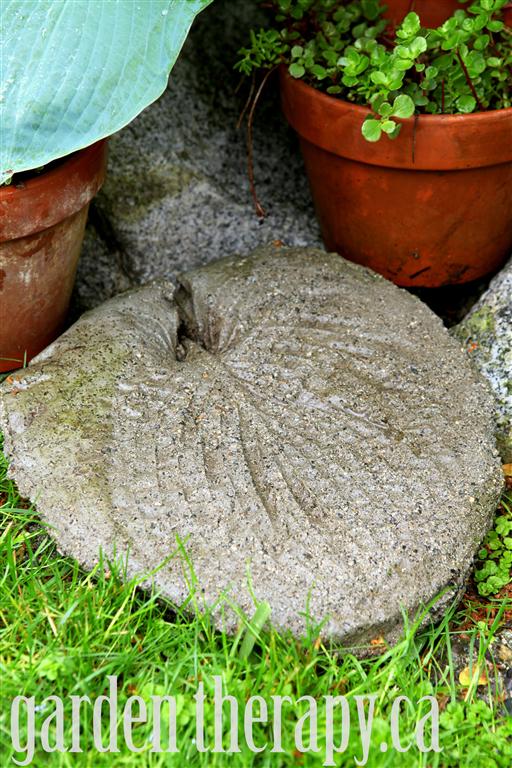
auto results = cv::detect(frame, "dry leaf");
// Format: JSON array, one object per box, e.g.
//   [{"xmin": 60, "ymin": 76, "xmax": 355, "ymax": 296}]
[
  {"xmin": 436, "ymin": 693, "xmax": 450, "ymax": 711},
  {"xmin": 459, "ymin": 666, "xmax": 488, "ymax": 687}
]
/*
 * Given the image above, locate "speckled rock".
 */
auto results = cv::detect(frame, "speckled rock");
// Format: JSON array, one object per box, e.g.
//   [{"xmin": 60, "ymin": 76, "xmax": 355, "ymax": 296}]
[
  {"xmin": 72, "ymin": 222, "xmax": 131, "ymax": 316},
  {"xmin": 0, "ymin": 246, "xmax": 503, "ymax": 651},
  {"xmin": 75, "ymin": 0, "xmax": 320, "ymax": 310},
  {"xmin": 454, "ymin": 257, "xmax": 512, "ymax": 463}
]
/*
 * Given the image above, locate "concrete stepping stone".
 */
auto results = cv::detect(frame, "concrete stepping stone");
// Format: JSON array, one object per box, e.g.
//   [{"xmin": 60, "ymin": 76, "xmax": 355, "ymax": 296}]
[{"xmin": 0, "ymin": 246, "xmax": 503, "ymax": 650}]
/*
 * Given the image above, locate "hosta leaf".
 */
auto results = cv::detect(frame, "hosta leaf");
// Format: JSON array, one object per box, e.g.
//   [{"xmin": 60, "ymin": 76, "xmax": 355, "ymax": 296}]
[{"xmin": 0, "ymin": 0, "xmax": 213, "ymax": 182}]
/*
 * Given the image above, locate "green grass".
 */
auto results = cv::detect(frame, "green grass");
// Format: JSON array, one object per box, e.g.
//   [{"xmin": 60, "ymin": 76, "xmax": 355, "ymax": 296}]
[{"xmin": 1, "ymin": 437, "xmax": 511, "ymax": 767}]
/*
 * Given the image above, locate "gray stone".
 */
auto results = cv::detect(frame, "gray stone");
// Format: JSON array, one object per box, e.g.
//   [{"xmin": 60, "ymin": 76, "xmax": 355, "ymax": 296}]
[
  {"xmin": 72, "ymin": 222, "xmax": 131, "ymax": 315},
  {"xmin": 75, "ymin": 0, "xmax": 320, "ymax": 308},
  {"xmin": 453, "ymin": 257, "xmax": 512, "ymax": 463},
  {"xmin": 0, "ymin": 246, "xmax": 503, "ymax": 650}
]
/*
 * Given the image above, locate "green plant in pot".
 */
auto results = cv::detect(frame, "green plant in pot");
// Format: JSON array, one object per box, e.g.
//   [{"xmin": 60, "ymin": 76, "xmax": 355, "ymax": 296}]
[
  {"xmin": 382, "ymin": 0, "xmax": 471, "ymax": 29},
  {"xmin": 0, "ymin": 0, "xmax": 213, "ymax": 373},
  {"xmin": 237, "ymin": 0, "xmax": 512, "ymax": 287}
]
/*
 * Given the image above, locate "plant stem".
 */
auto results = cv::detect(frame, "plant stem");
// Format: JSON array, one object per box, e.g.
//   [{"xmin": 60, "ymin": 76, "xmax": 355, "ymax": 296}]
[
  {"xmin": 237, "ymin": 74, "xmax": 256, "ymax": 130},
  {"xmin": 245, "ymin": 66, "xmax": 277, "ymax": 219},
  {"xmin": 456, "ymin": 49, "xmax": 485, "ymax": 111}
]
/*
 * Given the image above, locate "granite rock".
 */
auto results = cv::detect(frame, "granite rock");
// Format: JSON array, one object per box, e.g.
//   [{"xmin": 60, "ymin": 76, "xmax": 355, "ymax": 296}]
[
  {"xmin": 0, "ymin": 246, "xmax": 503, "ymax": 650},
  {"xmin": 76, "ymin": 0, "xmax": 320, "ymax": 309},
  {"xmin": 454, "ymin": 257, "xmax": 512, "ymax": 463},
  {"xmin": 72, "ymin": 221, "xmax": 131, "ymax": 316}
]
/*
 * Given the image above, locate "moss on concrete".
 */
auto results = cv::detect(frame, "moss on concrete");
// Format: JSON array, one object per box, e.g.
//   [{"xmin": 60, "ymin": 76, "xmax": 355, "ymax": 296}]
[{"xmin": 100, "ymin": 162, "xmax": 200, "ymax": 224}]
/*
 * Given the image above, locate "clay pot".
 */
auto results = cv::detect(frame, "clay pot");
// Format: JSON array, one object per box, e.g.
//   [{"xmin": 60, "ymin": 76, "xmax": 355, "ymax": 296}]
[
  {"xmin": 382, "ymin": 0, "xmax": 511, "ymax": 28},
  {"xmin": 382, "ymin": 0, "xmax": 469, "ymax": 28},
  {"xmin": 280, "ymin": 70, "xmax": 512, "ymax": 287},
  {"xmin": 0, "ymin": 141, "xmax": 108, "ymax": 372}
]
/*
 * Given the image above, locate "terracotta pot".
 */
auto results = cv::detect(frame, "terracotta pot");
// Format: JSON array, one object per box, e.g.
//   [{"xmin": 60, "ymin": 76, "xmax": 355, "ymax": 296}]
[
  {"xmin": 382, "ymin": 0, "xmax": 469, "ymax": 28},
  {"xmin": 280, "ymin": 70, "xmax": 512, "ymax": 287},
  {"xmin": 383, "ymin": 0, "xmax": 511, "ymax": 27},
  {"xmin": 0, "ymin": 141, "xmax": 108, "ymax": 372}
]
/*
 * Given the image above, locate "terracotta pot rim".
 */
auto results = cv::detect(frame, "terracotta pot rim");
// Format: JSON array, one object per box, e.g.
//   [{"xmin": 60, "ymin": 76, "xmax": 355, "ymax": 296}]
[
  {"xmin": 280, "ymin": 68, "xmax": 512, "ymax": 170},
  {"xmin": 0, "ymin": 140, "xmax": 107, "ymax": 199},
  {"xmin": 283, "ymin": 68, "xmax": 512, "ymax": 123},
  {"xmin": 0, "ymin": 140, "xmax": 108, "ymax": 242}
]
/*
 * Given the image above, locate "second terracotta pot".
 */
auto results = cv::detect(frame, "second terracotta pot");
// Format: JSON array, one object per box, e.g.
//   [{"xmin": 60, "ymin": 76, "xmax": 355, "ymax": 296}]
[
  {"xmin": 280, "ymin": 70, "xmax": 512, "ymax": 287},
  {"xmin": 382, "ymin": 0, "xmax": 469, "ymax": 28},
  {"xmin": 383, "ymin": 0, "xmax": 511, "ymax": 28}
]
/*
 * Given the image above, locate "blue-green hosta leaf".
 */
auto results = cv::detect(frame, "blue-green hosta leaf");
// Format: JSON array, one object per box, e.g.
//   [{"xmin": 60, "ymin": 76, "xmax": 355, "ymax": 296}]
[{"xmin": 0, "ymin": 0, "xmax": 213, "ymax": 182}]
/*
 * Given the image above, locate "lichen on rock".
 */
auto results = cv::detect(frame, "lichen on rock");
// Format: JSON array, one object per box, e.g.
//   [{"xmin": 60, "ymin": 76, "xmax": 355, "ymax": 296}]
[{"xmin": 454, "ymin": 257, "xmax": 512, "ymax": 463}]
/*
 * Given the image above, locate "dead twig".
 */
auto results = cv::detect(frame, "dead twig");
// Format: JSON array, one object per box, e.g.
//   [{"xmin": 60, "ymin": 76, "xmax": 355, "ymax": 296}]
[{"xmin": 242, "ymin": 66, "xmax": 278, "ymax": 219}]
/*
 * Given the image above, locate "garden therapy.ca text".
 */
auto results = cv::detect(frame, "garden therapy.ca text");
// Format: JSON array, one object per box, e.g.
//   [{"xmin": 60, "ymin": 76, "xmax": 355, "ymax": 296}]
[{"xmin": 11, "ymin": 675, "xmax": 441, "ymax": 765}]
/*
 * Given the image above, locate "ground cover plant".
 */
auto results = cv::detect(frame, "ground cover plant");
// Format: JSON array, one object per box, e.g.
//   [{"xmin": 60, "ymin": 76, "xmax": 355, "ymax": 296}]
[
  {"xmin": 475, "ymin": 492, "xmax": 512, "ymax": 596},
  {"xmin": 236, "ymin": 0, "xmax": 512, "ymax": 140},
  {"xmin": 1, "ymin": 432, "xmax": 512, "ymax": 766}
]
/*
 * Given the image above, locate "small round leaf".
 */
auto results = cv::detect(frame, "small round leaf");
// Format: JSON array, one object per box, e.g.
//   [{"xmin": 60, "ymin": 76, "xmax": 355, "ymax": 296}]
[
  {"xmin": 362, "ymin": 118, "xmax": 382, "ymax": 142},
  {"xmin": 391, "ymin": 94, "xmax": 415, "ymax": 119},
  {"xmin": 289, "ymin": 62, "xmax": 305, "ymax": 78}
]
